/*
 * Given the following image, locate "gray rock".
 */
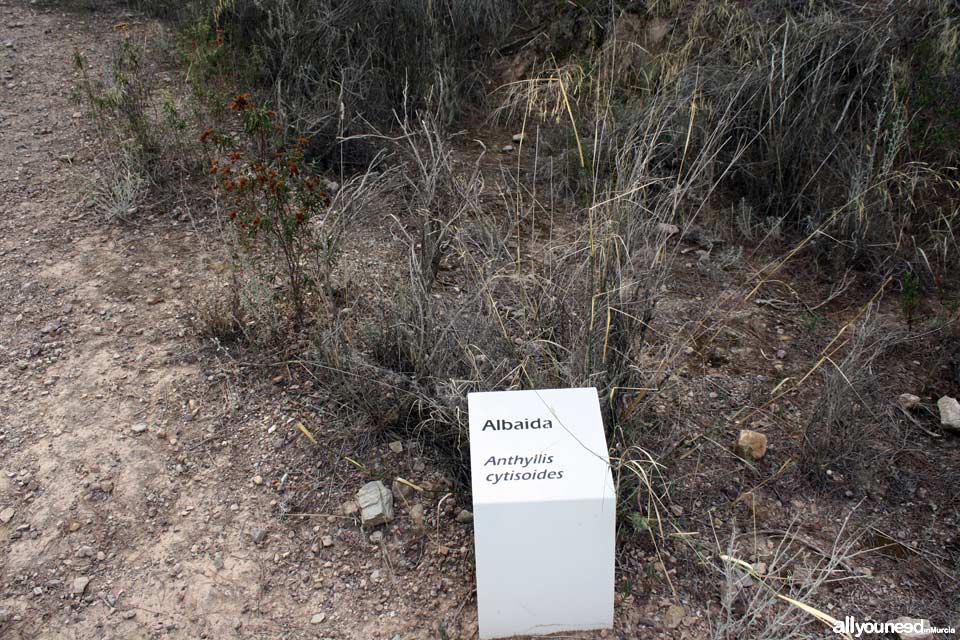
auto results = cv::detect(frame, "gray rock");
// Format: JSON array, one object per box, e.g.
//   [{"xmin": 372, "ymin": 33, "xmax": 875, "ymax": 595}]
[
  {"xmin": 369, "ymin": 531, "xmax": 383, "ymax": 544},
  {"xmin": 388, "ymin": 441, "xmax": 403, "ymax": 454},
  {"xmin": 130, "ymin": 423, "xmax": 147, "ymax": 434},
  {"xmin": 75, "ymin": 545, "xmax": 95, "ymax": 558},
  {"xmin": 356, "ymin": 481, "xmax": 394, "ymax": 527},
  {"xmin": 71, "ymin": 576, "xmax": 90, "ymax": 596},
  {"xmin": 455, "ymin": 509, "xmax": 474, "ymax": 524},
  {"xmin": 938, "ymin": 396, "xmax": 960, "ymax": 431},
  {"xmin": 0, "ymin": 507, "xmax": 14, "ymax": 524},
  {"xmin": 0, "ymin": 609, "xmax": 9, "ymax": 623},
  {"xmin": 251, "ymin": 528, "xmax": 268, "ymax": 545},
  {"xmin": 321, "ymin": 535, "xmax": 333, "ymax": 548},
  {"xmin": 310, "ymin": 612, "xmax": 326, "ymax": 624}
]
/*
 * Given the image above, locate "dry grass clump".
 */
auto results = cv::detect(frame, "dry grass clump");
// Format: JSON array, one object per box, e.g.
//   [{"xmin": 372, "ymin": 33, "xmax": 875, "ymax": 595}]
[{"xmin": 497, "ymin": 0, "xmax": 960, "ymax": 277}]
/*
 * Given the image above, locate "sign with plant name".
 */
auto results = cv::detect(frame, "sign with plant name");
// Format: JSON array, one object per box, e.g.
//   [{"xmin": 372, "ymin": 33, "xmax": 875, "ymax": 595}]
[{"xmin": 468, "ymin": 387, "xmax": 615, "ymax": 639}]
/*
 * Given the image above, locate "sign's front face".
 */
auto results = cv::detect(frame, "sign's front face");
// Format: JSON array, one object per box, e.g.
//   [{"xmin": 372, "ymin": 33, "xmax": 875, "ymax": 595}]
[
  {"xmin": 469, "ymin": 387, "xmax": 615, "ymax": 506},
  {"xmin": 468, "ymin": 388, "xmax": 616, "ymax": 639}
]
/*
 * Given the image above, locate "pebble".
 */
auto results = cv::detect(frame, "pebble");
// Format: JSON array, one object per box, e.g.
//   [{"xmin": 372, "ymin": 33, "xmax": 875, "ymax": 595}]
[
  {"xmin": 321, "ymin": 535, "xmax": 333, "ymax": 548},
  {"xmin": 736, "ymin": 430, "xmax": 768, "ymax": 460},
  {"xmin": 937, "ymin": 396, "xmax": 960, "ymax": 431},
  {"xmin": 71, "ymin": 576, "xmax": 90, "ymax": 596},
  {"xmin": 251, "ymin": 528, "xmax": 268, "ymax": 545},
  {"xmin": 897, "ymin": 393, "xmax": 921, "ymax": 410},
  {"xmin": 310, "ymin": 612, "xmax": 326, "ymax": 624},
  {"xmin": 663, "ymin": 604, "xmax": 684, "ymax": 629},
  {"xmin": 455, "ymin": 509, "xmax": 474, "ymax": 524},
  {"xmin": 0, "ymin": 507, "xmax": 14, "ymax": 524},
  {"xmin": 388, "ymin": 441, "xmax": 403, "ymax": 454},
  {"xmin": 409, "ymin": 503, "xmax": 425, "ymax": 530},
  {"xmin": 356, "ymin": 481, "xmax": 394, "ymax": 527},
  {"xmin": 130, "ymin": 423, "xmax": 147, "ymax": 434}
]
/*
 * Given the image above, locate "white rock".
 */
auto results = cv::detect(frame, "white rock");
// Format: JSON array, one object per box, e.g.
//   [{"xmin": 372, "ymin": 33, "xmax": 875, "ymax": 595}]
[
  {"xmin": 310, "ymin": 612, "xmax": 326, "ymax": 624},
  {"xmin": 0, "ymin": 507, "xmax": 14, "ymax": 524},
  {"xmin": 511, "ymin": 133, "xmax": 524, "ymax": 143},
  {"xmin": 356, "ymin": 481, "xmax": 394, "ymax": 527},
  {"xmin": 937, "ymin": 396, "xmax": 960, "ymax": 431},
  {"xmin": 130, "ymin": 423, "xmax": 147, "ymax": 434},
  {"xmin": 898, "ymin": 393, "xmax": 921, "ymax": 410}
]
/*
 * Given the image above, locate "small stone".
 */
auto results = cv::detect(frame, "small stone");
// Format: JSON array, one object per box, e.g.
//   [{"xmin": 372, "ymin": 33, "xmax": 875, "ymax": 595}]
[
  {"xmin": 409, "ymin": 503, "xmax": 425, "ymax": 530},
  {"xmin": 251, "ymin": 528, "xmax": 268, "ymax": 545},
  {"xmin": 71, "ymin": 577, "xmax": 90, "ymax": 596},
  {"xmin": 663, "ymin": 604, "xmax": 684, "ymax": 629},
  {"xmin": 736, "ymin": 430, "xmax": 768, "ymax": 460},
  {"xmin": 99, "ymin": 481, "xmax": 114, "ymax": 493},
  {"xmin": 130, "ymin": 423, "xmax": 147, "ymax": 434},
  {"xmin": 356, "ymin": 481, "xmax": 394, "ymax": 527},
  {"xmin": 388, "ymin": 441, "xmax": 403, "ymax": 454},
  {"xmin": 75, "ymin": 545, "xmax": 95, "ymax": 558},
  {"xmin": 16, "ymin": 360, "xmax": 27, "ymax": 371},
  {"xmin": 0, "ymin": 507, "xmax": 14, "ymax": 524},
  {"xmin": 511, "ymin": 133, "xmax": 524, "ymax": 143},
  {"xmin": 369, "ymin": 531, "xmax": 384, "ymax": 544},
  {"xmin": 341, "ymin": 501, "xmax": 360, "ymax": 517},
  {"xmin": 897, "ymin": 393, "xmax": 921, "ymax": 410},
  {"xmin": 455, "ymin": 509, "xmax": 473, "ymax": 524},
  {"xmin": 321, "ymin": 535, "xmax": 333, "ymax": 548},
  {"xmin": 501, "ymin": 144, "xmax": 514, "ymax": 153},
  {"xmin": 252, "ymin": 475, "xmax": 263, "ymax": 486},
  {"xmin": 121, "ymin": 610, "xmax": 136, "ymax": 620},
  {"xmin": 937, "ymin": 396, "xmax": 960, "ymax": 431},
  {"xmin": 392, "ymin": 478, "xmax": 414, "ymax": 501},
  {"xmin": 657, "ymin": 222, "xmax": 680, "ymax": 236},
  {"xmin": 310, "ymin": 612, "xmax": 326, "ymax": 624}
]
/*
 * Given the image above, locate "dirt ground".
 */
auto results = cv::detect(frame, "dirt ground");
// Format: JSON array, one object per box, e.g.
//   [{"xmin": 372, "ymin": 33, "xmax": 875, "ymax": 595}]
[
  {"xmin": 0, "ymin": 3, "xmax": 479, "ymax": 638},
  {"xmin": 2, "ymin": 2, "xmax": 959, "ymax": 640}
]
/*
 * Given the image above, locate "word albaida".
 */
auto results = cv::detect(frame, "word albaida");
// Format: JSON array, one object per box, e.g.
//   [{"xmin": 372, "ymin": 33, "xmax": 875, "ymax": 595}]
[{"xmin": 481, "ymin": 417, "xmax": 553, "ymax": 431}]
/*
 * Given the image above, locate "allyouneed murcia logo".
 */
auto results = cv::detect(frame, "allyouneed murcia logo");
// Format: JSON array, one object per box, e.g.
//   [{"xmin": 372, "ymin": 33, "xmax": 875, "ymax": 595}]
[{"xmin": 832, "ymin": 616, "xmax": 955, "ymax": 637}]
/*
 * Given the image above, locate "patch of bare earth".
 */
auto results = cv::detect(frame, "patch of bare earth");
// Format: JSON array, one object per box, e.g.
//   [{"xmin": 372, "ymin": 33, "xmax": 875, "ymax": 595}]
[{"xmin": 0, "ymin": 3, "xmax": 474, "ymax": 639}]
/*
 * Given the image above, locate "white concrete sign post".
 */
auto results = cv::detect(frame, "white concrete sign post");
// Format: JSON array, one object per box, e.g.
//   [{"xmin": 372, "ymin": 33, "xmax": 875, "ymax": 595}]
[{"xmin": 468, "ymin": 387, "xmax": 616, "ymax": 639}]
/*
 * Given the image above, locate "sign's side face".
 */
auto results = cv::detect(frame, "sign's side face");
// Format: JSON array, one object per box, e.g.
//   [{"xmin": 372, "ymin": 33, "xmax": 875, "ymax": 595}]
[{"xmin": 467, "ymin": 387, "xmax": 614, "ymax": 505}]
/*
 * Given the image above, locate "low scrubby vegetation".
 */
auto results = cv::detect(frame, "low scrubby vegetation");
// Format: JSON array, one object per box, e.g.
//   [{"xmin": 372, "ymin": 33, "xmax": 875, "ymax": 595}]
[{"xmin": 63, "ymin": 0, "xmax": 960, "ymax": 634}]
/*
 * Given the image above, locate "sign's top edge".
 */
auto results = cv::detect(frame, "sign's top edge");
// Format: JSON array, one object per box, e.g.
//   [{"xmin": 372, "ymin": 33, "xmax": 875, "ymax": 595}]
[{"xmin": 468, "ymin": 387, "xmax": 599, "ymax": 397}]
